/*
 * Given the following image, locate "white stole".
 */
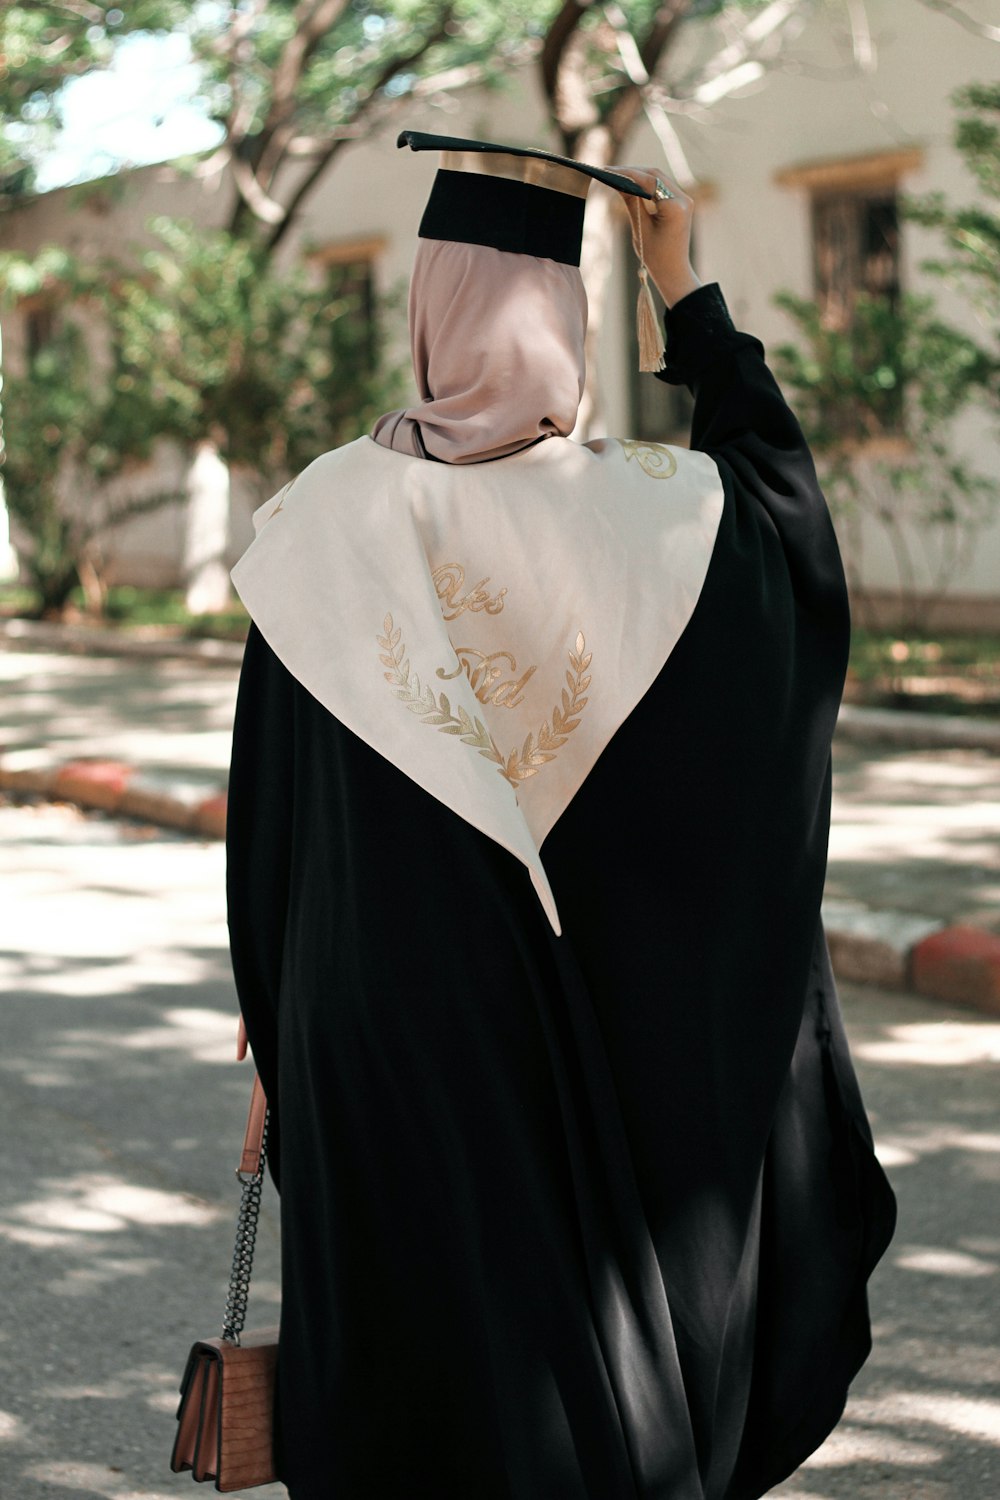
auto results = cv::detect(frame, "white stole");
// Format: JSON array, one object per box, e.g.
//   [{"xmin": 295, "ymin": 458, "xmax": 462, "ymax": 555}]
[{"xmin": 232, "ymin": 434, "xmax": 725, "ymax": 934}]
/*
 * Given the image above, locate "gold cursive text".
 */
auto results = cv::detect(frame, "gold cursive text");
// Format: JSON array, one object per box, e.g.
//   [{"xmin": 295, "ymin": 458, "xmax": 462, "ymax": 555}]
[
  {"xmin": 432, "ymin": 562, "xmax": 507, "ymax": 620},
  {"xmin": 437, "ymin": 648, "xmax": 538, "ymax": 709}
]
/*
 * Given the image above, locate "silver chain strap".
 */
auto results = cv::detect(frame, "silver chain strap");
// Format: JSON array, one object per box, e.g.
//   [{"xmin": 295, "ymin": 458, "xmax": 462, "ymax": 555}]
[{"xmin": 221, "ymin": 1107, "xmax": 269, "ymax": 1346}]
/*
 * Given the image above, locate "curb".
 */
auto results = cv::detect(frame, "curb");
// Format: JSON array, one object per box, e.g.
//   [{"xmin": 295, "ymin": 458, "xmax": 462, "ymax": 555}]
[
  {"xmin": 820, "ymin": 898, "xmax": 1000, "ymax": 1017},
  {"xmin": 835, "ymin": 703, "xmax": 1000, "ymax": 754},
  {"xmin": 1, "ymin": 754, "xmax": 226, "ymax": 840},
  {"xmin": 0, "ymin": 617, "xmax": 245, "ymax": 667},
  {"xmin": 4, "ymin": 619, "xmax": 1000, "ymax": 751},
  {"xmin": 3, "ymin": 751, "xmax": 999, "ymax": 1017}
]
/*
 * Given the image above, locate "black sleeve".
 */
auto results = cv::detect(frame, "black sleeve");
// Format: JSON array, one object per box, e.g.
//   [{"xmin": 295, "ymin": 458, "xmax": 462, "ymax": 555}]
[
  {"xmin": 657, "ymin": 281, "xmax": 849, "ymax": 637},
  {"xmin": 225, "ymin": 621, "xmax": 294, "ymax": 1124}
]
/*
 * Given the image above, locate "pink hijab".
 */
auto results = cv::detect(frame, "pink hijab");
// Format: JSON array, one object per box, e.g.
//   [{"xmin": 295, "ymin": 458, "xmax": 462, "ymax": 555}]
[{"xmin": 372, "ymin": 238, "xmax": 588, "ymax": 464}]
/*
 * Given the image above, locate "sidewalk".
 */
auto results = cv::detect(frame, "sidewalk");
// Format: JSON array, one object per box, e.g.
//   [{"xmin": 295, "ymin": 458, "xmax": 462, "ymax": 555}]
[
  {"xmin": 2, "ymin": 621, "xmax": 999, "ymax": 1013},
  {"xmin": 3, "ymin": 797, "xmax": 997, "ymax": 1498}
]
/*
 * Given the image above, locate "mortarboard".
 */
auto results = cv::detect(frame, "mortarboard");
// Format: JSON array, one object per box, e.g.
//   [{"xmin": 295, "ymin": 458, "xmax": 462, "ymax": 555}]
[{"xmin": 397, "ymin": 130, "xmax": 666, "ymax": 371}]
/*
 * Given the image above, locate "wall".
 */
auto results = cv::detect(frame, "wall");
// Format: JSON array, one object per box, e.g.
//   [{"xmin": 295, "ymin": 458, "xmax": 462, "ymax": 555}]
[{"xmin": 2, "ymin": 0, "xmax": 997, "ymax": 619}]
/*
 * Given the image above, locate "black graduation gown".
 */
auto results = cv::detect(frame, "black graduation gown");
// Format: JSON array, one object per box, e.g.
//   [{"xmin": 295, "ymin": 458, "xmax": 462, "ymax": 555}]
[{"xmin": 226, "ymin": 282, "xmax": 897, "ymax": 1500}]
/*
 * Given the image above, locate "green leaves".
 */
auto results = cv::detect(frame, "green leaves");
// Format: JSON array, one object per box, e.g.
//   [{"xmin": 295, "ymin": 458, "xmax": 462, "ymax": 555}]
[
  {"xmin": 0, "ymin": 216, "xmax": 406, "ymax": 609},
  {"xmin": 0, "ymin": 1, "xmax": 189, "ymax": 201}
]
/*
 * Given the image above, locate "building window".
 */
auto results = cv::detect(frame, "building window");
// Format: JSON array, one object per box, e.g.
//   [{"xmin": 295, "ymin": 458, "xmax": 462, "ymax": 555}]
[
  {"xmin": 24, "ymin": 301, "xmax": 56, "ymax": 363},
  {"xmin": 776, "ymin": 150, "xmax": 921, "ymax": 444},
  {"xmin": 811, "ymin": 189, "xmax": 901, "ymax": 331},
  {"xmin": 309, "ymin": 238, "xmax": 385, "ymax": 443},
  {"xmin": 811, "ymin": 186, "xmax": 904, "ymax": 438},
  {"xmin": 326, "ymin": 257, "xmax": 377, "ymax": 375}
]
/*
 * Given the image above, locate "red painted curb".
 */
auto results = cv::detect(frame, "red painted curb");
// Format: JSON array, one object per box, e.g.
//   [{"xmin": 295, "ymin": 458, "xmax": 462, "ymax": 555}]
[
  {"xmin": 194, "ymin": 791, "xmax": 228, "ymax": 839},
  {"xmin": 53, "ymin": 759, "xmax": 134, "ymax": 813},
  {"xmin": 911, "ymin": 925, "xmax": 1000, "ymax": 1014}
]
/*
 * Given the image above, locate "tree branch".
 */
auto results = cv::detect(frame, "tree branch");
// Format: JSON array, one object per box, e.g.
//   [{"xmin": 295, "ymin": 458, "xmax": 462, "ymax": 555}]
[
  {"xmin": 604, "ymin": 0, "xmax": 691, "ymax": 150},
  {"xmin": 264, "ymin": 4, "xmax": 456, "ymax": 251},
  {"xmin": 268, "ymin": 0, "xmax": 353, "ymax": 120},
  {"xmin": 540, "ymin": 0, "xmax": 592, "ymax": 108},
  {"xmin": 915, "ymin": 0, "xmax": 1000, "ymax": 42},
  {"xmin": 30, "ymin": 0, "xmax": 106, "ymax": 25},
  {"xmin": 230, "ymin": 154, "xmax": 287, "ymax": 226},
  {"xmin": 639, "ymin": 0, "xmax": 692, "ymax": 76}
]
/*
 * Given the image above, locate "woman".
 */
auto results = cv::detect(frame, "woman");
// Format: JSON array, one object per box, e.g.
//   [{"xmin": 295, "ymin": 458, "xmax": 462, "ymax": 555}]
[{"xmin": 226, "ymin": 134, "xmax": 896, "ymax": 1499}]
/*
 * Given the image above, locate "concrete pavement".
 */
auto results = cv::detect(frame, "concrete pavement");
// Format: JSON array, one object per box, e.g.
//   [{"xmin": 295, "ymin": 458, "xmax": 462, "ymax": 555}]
[
  {"xmin": 0, "ymin": 799, "xmax": 997, "ymax": 1498},
  {"xmin": 2, "ymin": 630, "xmax": 999, "ymax": 1008}
]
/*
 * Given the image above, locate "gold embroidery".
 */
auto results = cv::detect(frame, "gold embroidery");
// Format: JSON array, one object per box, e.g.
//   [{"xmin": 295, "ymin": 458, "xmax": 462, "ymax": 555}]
[
  {"xmin": 619, "ymin": 439, "xmax": 678, "ymax": 479},
  {"xmin": 436, "ymin": 647, "xmax": 538, "ymax": 709},
  {"xmin": 377, "ymin": 615, "xmax": 591, "ymax": 789},
  {"xmin": 504, "ymin": 632, "xmax": 591, "ymax": 786},
  {"xmin": 265, "ymin": 483, "xmax": 292, "ymax": 521},
  {"xmin": 431, "ymin": 563, "xmax": 507, "ymax": 620}
]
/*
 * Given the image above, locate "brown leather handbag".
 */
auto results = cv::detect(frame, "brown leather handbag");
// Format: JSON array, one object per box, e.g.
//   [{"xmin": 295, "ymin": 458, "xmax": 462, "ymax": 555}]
[{"xmin": 170, "ymin": 1074, "xmax": 279, "ymax": 1492}]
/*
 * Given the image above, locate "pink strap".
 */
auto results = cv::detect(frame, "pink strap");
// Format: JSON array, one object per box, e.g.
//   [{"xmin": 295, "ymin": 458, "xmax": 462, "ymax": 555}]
[{"xmin": 238, "ymin": 1073, "xmax": 268, "ymax": 1177}]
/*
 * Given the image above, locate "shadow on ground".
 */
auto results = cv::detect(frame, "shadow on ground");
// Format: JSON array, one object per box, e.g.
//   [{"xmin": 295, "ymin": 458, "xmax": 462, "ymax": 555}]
[
  {"xmin": 828, "ymin": 743, "xmax": 1000, "ymax": 932},
  {"xmin": 1, "ymin": 802, "xmax": 997, "ymax": 1498}
]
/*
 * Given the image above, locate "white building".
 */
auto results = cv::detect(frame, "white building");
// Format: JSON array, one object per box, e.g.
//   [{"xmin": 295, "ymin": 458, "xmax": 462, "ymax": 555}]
[{"xmin": 2, "ymin": 0, "xmax": 998, "ymax": 626}]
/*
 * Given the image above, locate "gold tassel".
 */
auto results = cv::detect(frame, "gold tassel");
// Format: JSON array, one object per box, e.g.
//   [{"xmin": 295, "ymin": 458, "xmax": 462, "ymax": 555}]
[{"xmin": 634, "ymin": 208, "xmax": 666, "ymax": 373}]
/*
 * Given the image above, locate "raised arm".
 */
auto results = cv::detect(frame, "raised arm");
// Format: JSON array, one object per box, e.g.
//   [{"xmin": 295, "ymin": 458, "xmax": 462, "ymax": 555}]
[
  {"xmin": 614, "ymin": 162, "xmax": 847, "ymax": 634},
  {"xmin": 656, "ymin": 280, "xmax": 849, "ymax": 634}
]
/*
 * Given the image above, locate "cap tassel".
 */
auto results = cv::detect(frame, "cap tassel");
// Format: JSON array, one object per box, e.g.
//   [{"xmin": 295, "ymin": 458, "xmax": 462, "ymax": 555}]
[{"xmin": 634, "ymin": 210, "xmax": 666, "ymax": 373}]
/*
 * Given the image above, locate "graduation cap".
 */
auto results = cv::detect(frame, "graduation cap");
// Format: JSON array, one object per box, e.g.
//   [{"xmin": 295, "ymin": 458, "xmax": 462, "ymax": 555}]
[{"xmin": 398, "ymin": 130, "xmax": 666, "ymax": 371}]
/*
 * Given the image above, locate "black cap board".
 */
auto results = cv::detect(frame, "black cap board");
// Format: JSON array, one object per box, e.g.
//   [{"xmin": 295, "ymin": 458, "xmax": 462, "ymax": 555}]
[{"xmin": 397, "ymin": 130, "xmax": 654, "ymax": 199}]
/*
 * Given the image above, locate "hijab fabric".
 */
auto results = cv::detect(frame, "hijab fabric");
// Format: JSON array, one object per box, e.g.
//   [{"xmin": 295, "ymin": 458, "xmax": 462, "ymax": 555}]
[{"xmin": 372, "ymin": 238, "xmax": 588, "ymax": 464}]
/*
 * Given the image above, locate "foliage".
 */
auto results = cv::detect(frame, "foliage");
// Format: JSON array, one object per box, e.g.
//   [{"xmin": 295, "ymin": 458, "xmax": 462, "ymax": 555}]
[
  {"xmin": 771, "ymin": 288, "xmax": 998, "ymax": 630},
  {"xmin": 899, "ymin": 81, "xmax": 1000, "ymax": 402},
  {"xmin": 847, "ymin": 628, "xmax": 1000, "ymax": 719},
  {"xmin": 771, "ymin": 79, "xmax": 1000, "ymax": 632},
  {"xmin": 0, "ymin": 318, "xmax": 176, "ymax": 614},
  {"xmin": 0, "ymin": 227, "xmax": 405, "ymax": 612},
  {"xmin": 110, "ymin": 217, "xmax": 405, "ymax": 474},
  {"xmin": 0, "ymin": 2, "xmax": 187, "ymax": 200}
]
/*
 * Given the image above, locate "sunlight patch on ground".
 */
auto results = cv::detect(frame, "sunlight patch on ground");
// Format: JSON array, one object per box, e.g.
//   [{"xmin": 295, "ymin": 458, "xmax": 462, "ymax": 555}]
[
  {"xmin": 39, "ymin": 1006, "xmax": 239, "ymax": 1065},
  {"xmin": 865, "ymin": 1334, "xmax": 1000, "ymax": 1383},
  {"xmin": 853, "ymin": 1021, "xmax": 1000, "ymax": 1066},
  {"xmin": 870, "ymin": 1125, "xmax": 1000, "ymax": 1170},
  {"xmin": 850, "ymin": 1392, "xmax": 1000, "ymax": 1445},
  {"xmin": 799, "ymin": 1423, "xmax": 943, "ymax": 1467},
  {"xmin": 0, "ymin": 1173, "xmax": 220, "ymax": 1246},
  {"xmin": 0, "ymin": 1409, "xmax": 27, "ymax": 1442},
  {"xmin": 894, "ymin": 1245, "xmax": 998, "ymax": 1278},
  {"xmin": 22, "ymin": 1459, "xmax": 186, "ymax": 1498},
  {"xmin": 856, "ymin": 756, "xmax": 1000, "ymax": 792},
  {"xmin": 873, "ymin": 1138, "xmax": 920, "ymax": 1167},
  {"xmin": 113, "ymin": 1006, "xmax": 238, "ymax": 1062},
  {"xmin": 44, "ymin": 1364, "xmax": 177, "ymax": 1404}
]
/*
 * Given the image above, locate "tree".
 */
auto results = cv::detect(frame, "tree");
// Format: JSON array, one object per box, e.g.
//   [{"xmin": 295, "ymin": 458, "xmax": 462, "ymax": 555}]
[
  {"xmin": 535, "ymin": 0, "xmax": 808, "ymax": 426},
  {"xmin": 770, "ymin": 80, "xmax": 1000, "ymax": 631},
  {"xmin": 0, "ymin": 248, "xmax": 176, "ymax": 613},
  {"xmin": 0, "ymin": 229, "xmax": 405, "ymax": 612},
  {"xmin": 901, "ymin": 80, "xmax": 1000, "ymax": 408},
  {"xmin": 770, "ymin": 288, "xmax": 997, "ymax": 629},
  {"xmin": 181, "ymin": 0, "xmax": 548, "ymax": 247},
  {"xmin": 0, "ymin": 2, "xmax": 186, "ymax": 203}
]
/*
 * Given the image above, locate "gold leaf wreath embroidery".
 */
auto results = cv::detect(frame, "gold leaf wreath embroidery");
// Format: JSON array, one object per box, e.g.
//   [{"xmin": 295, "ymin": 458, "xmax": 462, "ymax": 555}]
[
  {"xmin": 377, "ymin": 615, "xmax": 591, "ymax": 789},
  {"xmin": 619, "ymin": 439, "xmax": 678, "ymax": 479}
]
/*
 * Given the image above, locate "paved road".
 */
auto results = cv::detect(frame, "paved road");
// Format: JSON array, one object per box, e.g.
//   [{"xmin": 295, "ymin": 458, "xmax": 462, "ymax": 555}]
[
  {"xmin": 0, "ymin": 647, "xmax": 238, "ymax": 793},
  {"xmin": 827, "ymin": 740, "xmax": 1000, "ymax": 934},
  {"xmin": 4, "ymin": 642, "xmax": 1000, "ymax": 932},
  {"xmin": 1, "ymin": 799, "xmax": 998, "ymax": 1498}
]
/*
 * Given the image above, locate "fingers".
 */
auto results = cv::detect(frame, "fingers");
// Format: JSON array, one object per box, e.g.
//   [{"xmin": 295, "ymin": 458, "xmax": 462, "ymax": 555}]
[
  {"xmin": 611, "ymin": 165, "xmax": 690, "ymax": 213},
  {"xmin": 237, "ymin": 1014, "xmax": 248, "ymax": 1061}
]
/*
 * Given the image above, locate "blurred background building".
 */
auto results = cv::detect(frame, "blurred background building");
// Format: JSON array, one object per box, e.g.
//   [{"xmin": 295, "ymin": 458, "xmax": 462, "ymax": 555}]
[{"xmin": 1, "ymin": 0, "xmax": 997, "ymax": 628}]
